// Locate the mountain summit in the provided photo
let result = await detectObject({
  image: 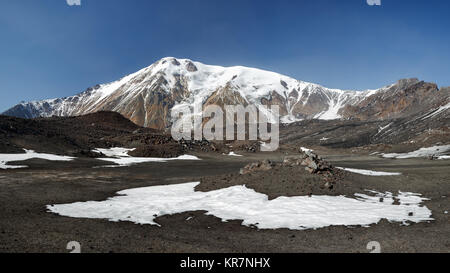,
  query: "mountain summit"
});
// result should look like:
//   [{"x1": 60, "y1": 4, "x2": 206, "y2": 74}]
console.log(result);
[{"x1": 3, "y1": 57, "x2": 449, "y2": 129}]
